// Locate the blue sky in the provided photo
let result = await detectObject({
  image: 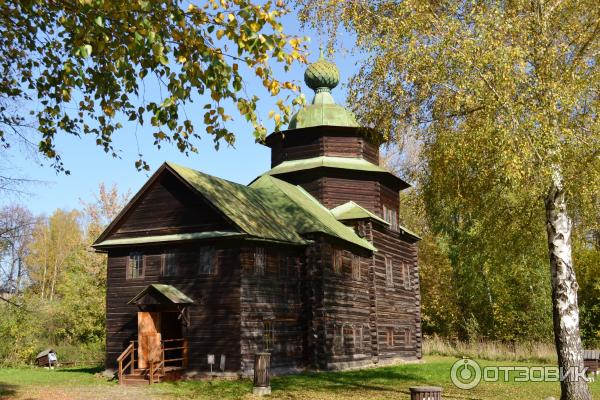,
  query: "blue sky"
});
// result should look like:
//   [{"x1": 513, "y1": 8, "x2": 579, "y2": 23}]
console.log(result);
[{"x1": 1, "y1": 11, "x2": 360, "y2": 216}]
